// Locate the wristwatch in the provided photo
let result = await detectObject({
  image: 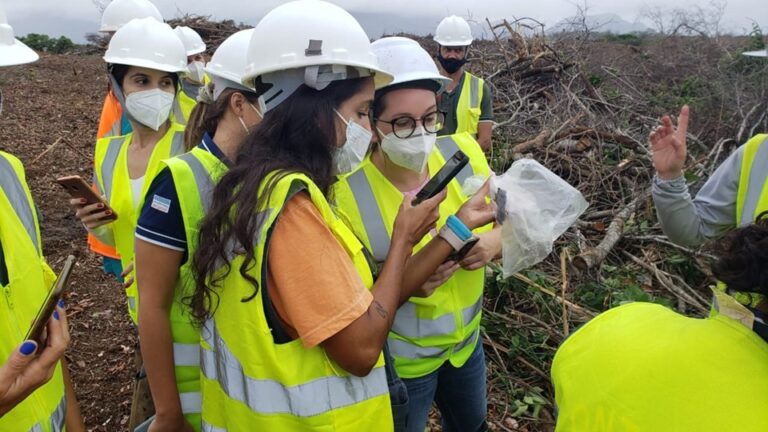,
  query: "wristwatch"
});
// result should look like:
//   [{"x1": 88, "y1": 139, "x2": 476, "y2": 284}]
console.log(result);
[{"x1": 439, "y1": 215, "x2": 478, "y2": 261}]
